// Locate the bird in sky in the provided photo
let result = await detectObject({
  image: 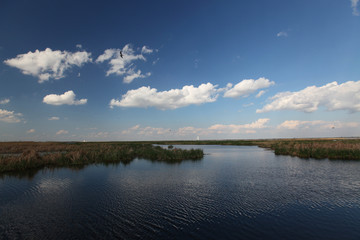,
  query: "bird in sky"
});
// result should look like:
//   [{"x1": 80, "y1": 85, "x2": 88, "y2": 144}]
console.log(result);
[{"x1": 120, "y1": 51, "x2": 123, "y2": 58}]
